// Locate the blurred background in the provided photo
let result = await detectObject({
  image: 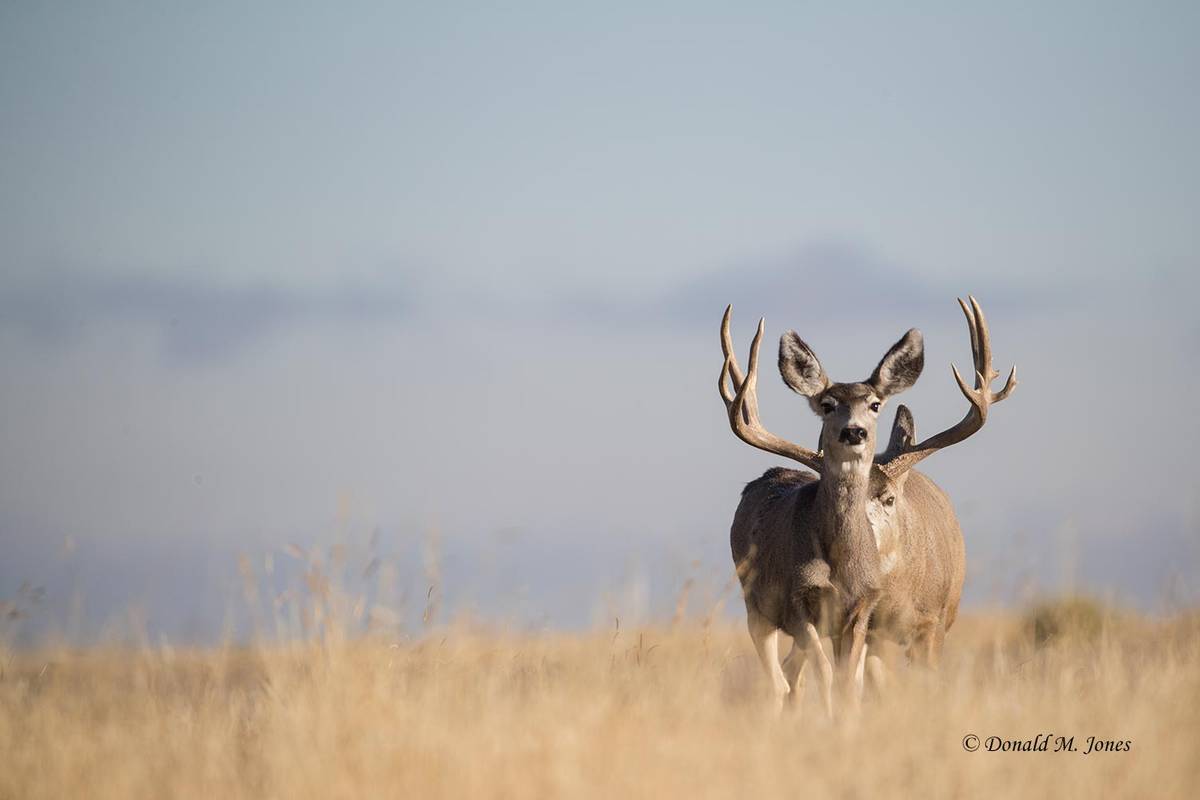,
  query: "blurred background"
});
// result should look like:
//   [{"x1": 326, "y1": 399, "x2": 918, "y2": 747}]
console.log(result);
[{"x1": 2, "y1": 2, "x2": 1197, "y2": 643}]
